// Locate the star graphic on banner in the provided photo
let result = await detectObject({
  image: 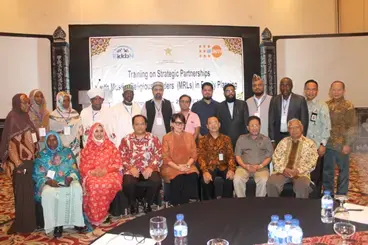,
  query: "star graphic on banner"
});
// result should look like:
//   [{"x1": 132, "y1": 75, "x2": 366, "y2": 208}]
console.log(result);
[{"x1": 164, "y1": 48, "x2": 172, "y2": 55}]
